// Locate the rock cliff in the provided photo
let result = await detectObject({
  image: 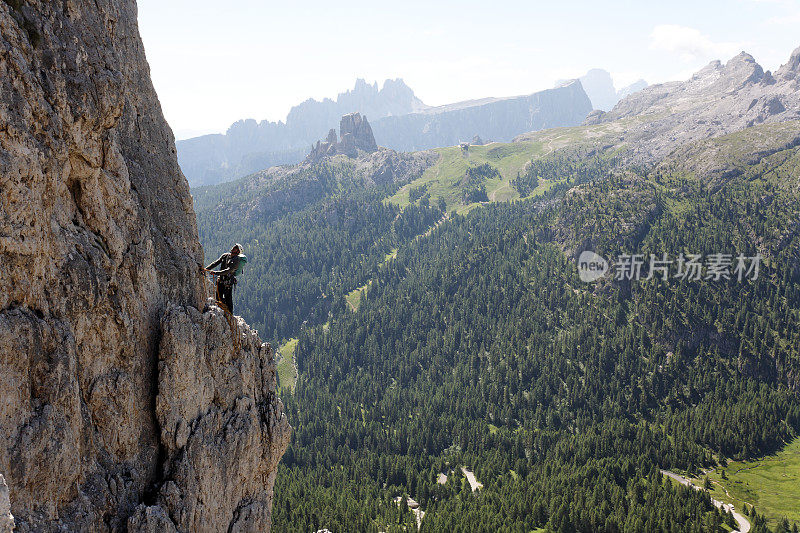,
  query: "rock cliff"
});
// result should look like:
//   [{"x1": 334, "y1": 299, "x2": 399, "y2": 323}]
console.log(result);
[{"x1": 0, "y1": 1, "x2": 290, "y2": 531}]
